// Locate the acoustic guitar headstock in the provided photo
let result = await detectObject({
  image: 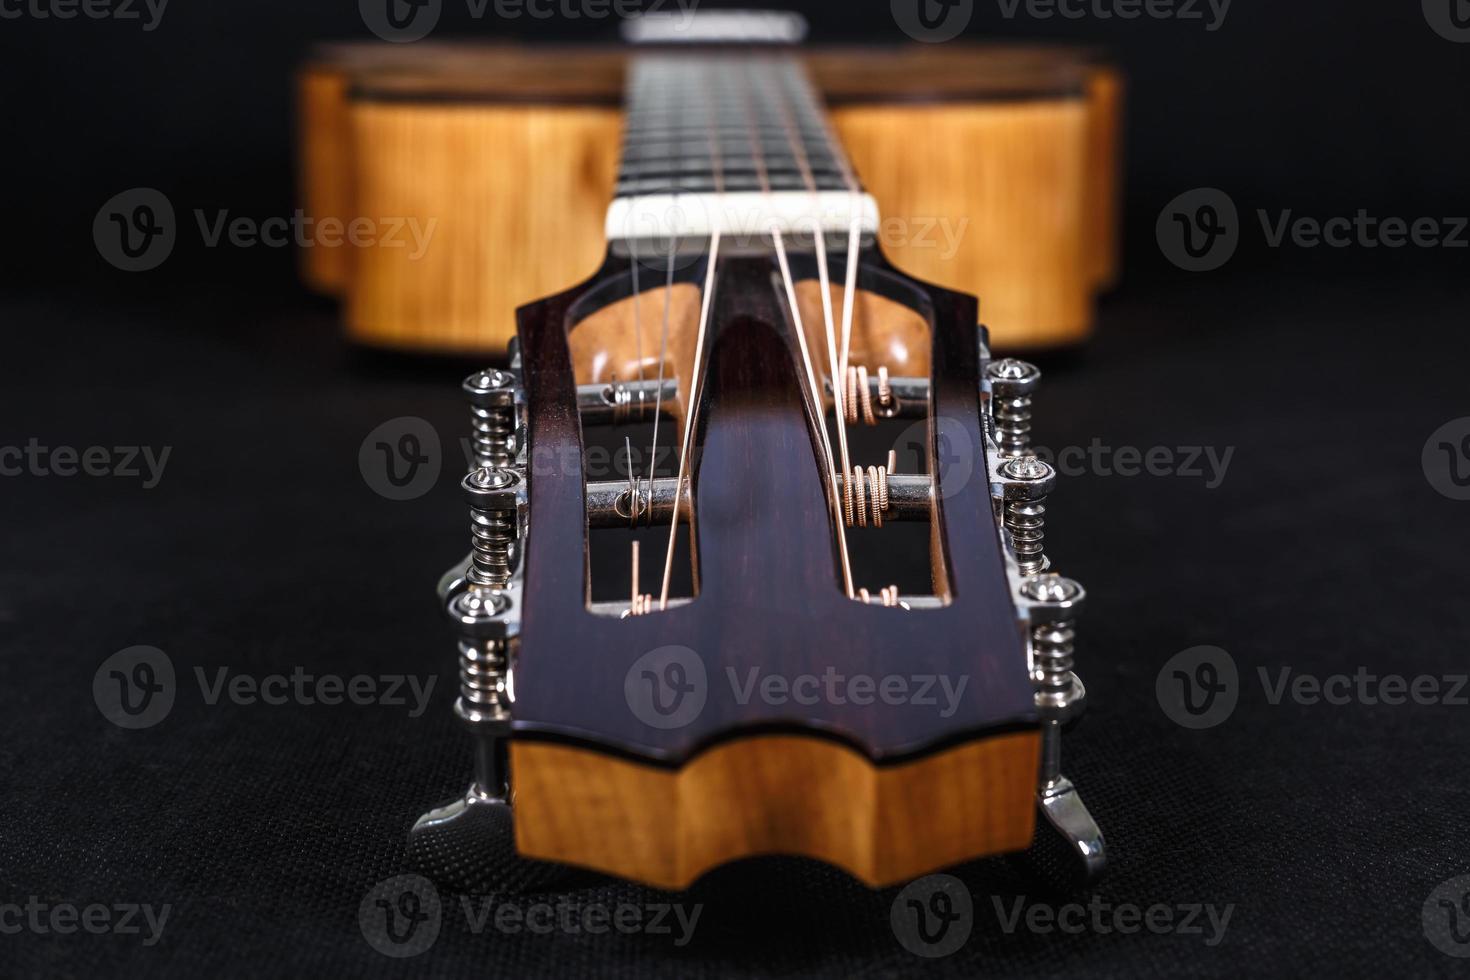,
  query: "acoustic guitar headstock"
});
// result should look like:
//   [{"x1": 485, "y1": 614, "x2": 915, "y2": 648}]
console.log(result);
[{"x1": 409, "y1": 13, "x2": 1106, "y2": 892}]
